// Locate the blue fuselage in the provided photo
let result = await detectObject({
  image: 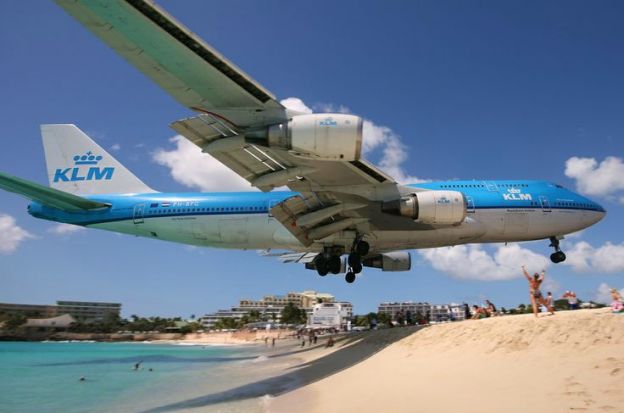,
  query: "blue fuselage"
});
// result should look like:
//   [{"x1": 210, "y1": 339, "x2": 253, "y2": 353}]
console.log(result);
[{"x1": 28, "y1": 179, "x2": 605, "y2": 252}]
